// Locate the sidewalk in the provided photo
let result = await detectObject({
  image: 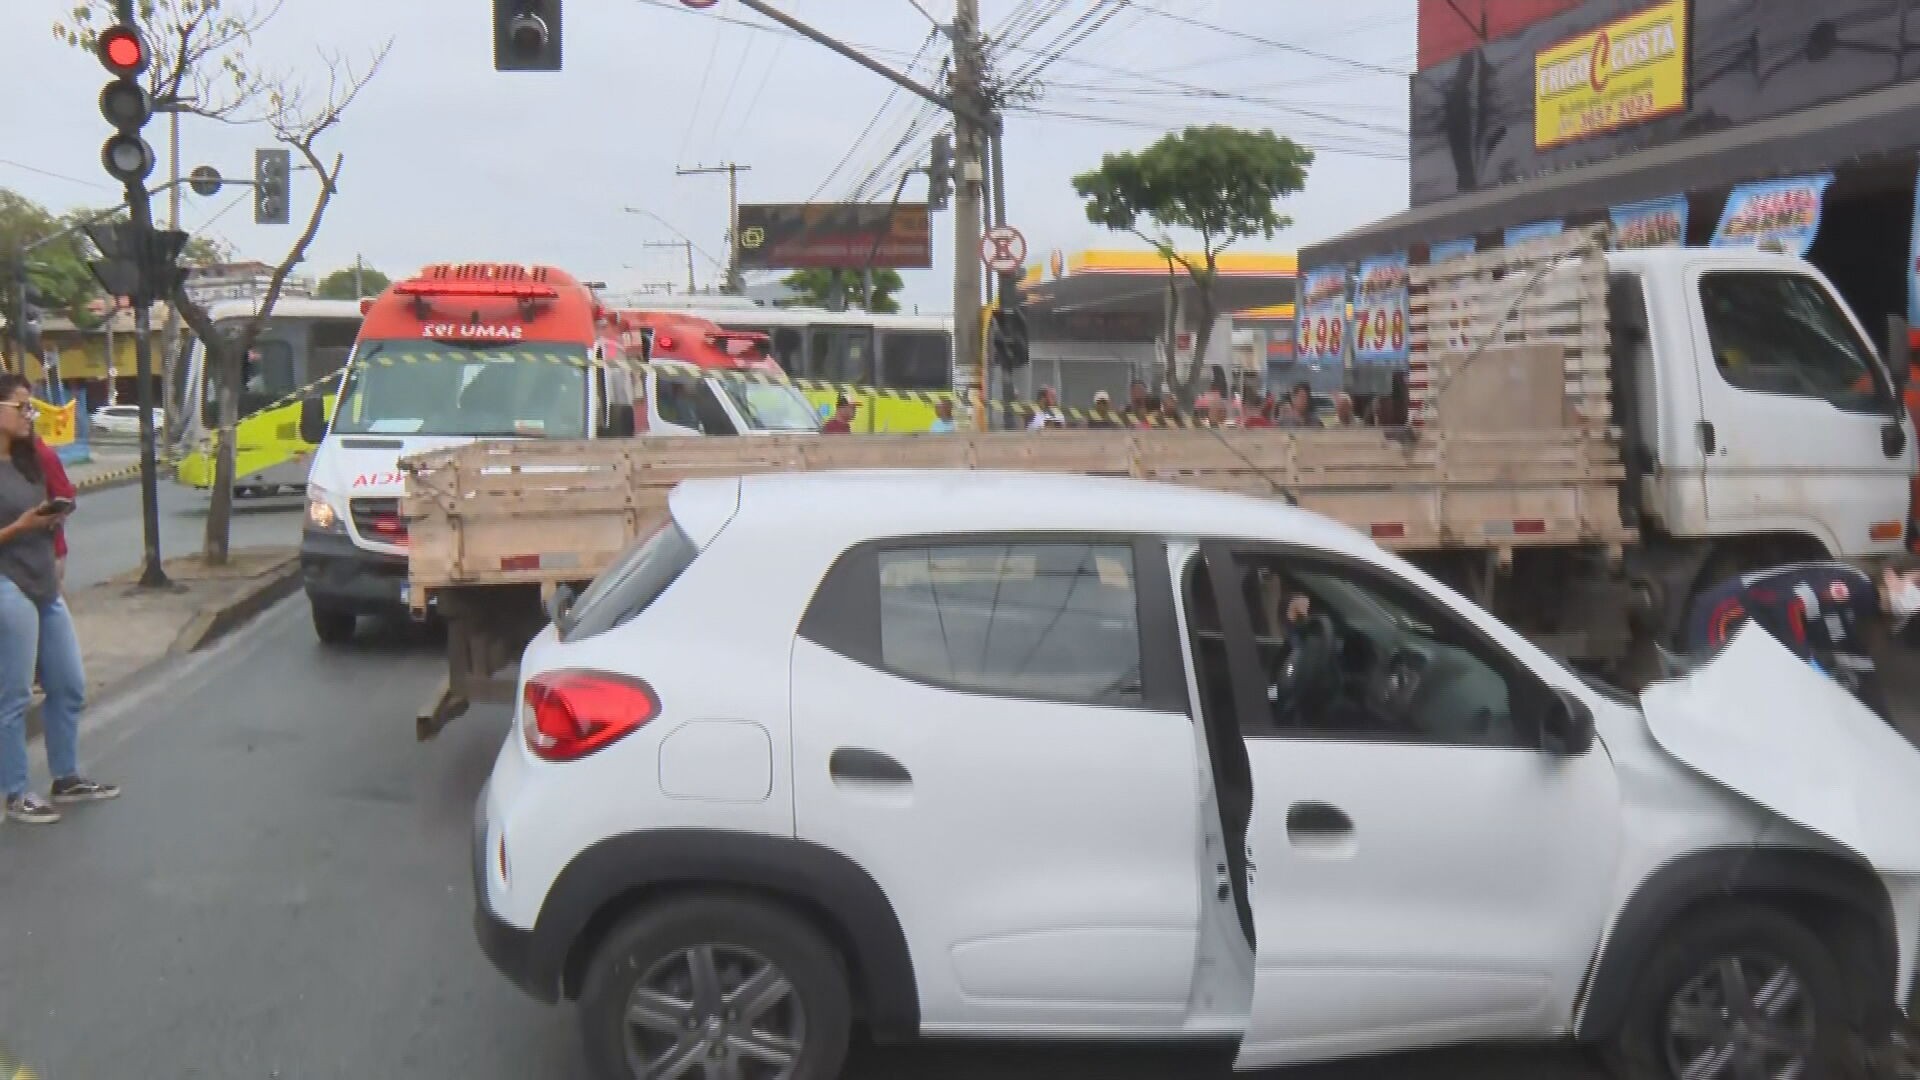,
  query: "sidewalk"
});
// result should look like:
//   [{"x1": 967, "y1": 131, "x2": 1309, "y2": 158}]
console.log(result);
[{"x1": 27, "y1": 547, "x2": 301, "y2": 738}]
